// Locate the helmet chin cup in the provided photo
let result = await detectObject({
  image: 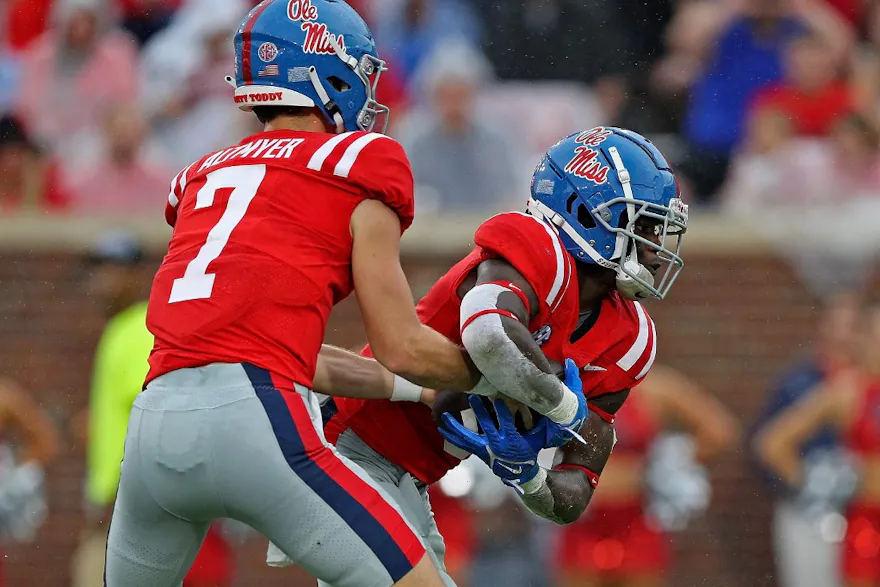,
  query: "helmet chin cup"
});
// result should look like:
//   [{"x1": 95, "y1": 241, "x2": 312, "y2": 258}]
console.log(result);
[{"x1": 616, "y1": 259, "x2": 655, "y2": 301}]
